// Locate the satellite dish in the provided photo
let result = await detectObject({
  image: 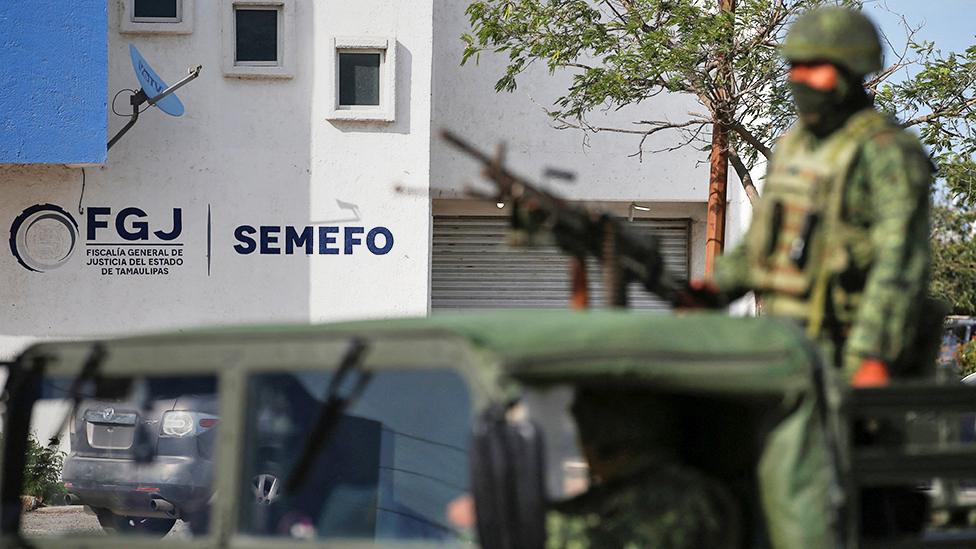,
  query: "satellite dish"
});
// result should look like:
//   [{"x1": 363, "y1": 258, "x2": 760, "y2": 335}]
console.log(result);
[
  {"x1": 129, "y1": 45, "x2": 185, "y2": 117},
  {"x1": 107, "y1": 45, "x2": 202, "y2": 150}
]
